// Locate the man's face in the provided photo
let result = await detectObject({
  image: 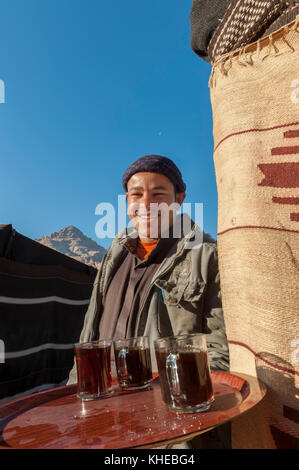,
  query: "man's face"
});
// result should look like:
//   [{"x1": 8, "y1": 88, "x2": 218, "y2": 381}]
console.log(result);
[{"x1": 126, "y1": 172, "x2": 185, "y2": 242}]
